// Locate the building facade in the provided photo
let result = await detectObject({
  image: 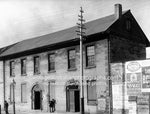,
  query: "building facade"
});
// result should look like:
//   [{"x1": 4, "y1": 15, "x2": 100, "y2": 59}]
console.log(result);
[{"x1": 0, "y1": 4, "x2": 149, "y2": 114}]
